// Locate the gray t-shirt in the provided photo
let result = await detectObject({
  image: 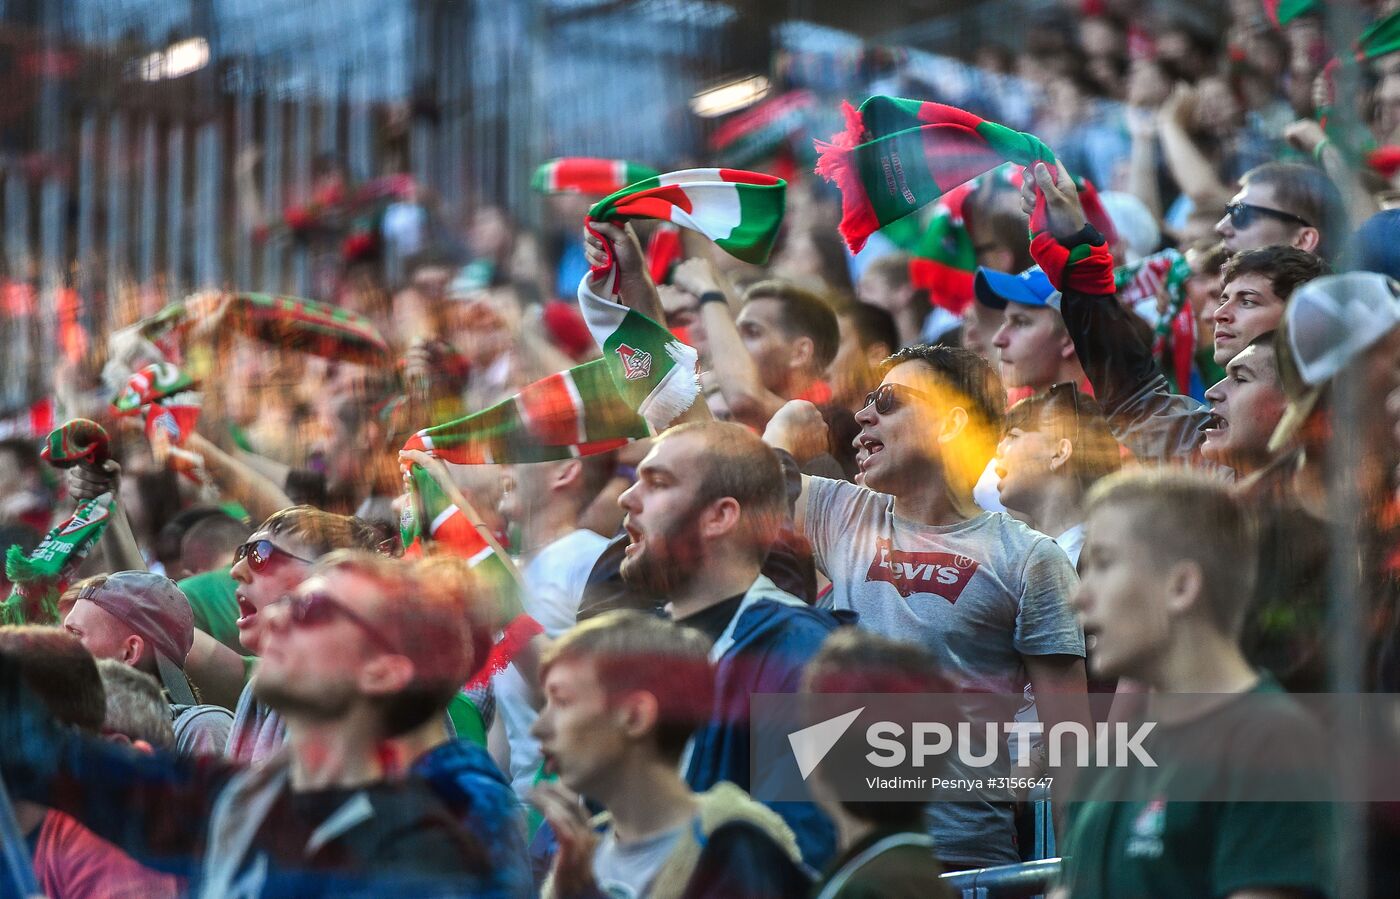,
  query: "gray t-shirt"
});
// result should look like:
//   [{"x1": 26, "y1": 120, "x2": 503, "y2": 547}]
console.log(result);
[
  {"x1": 804, "y1": 476, "x2": 1084, "y2": 866},
  {"x1": 172, "y1": 702, "x2": 234, "y2": 756},
  {"x1": 593, "y1": 822, "x2": 685, "y2": 899}
]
